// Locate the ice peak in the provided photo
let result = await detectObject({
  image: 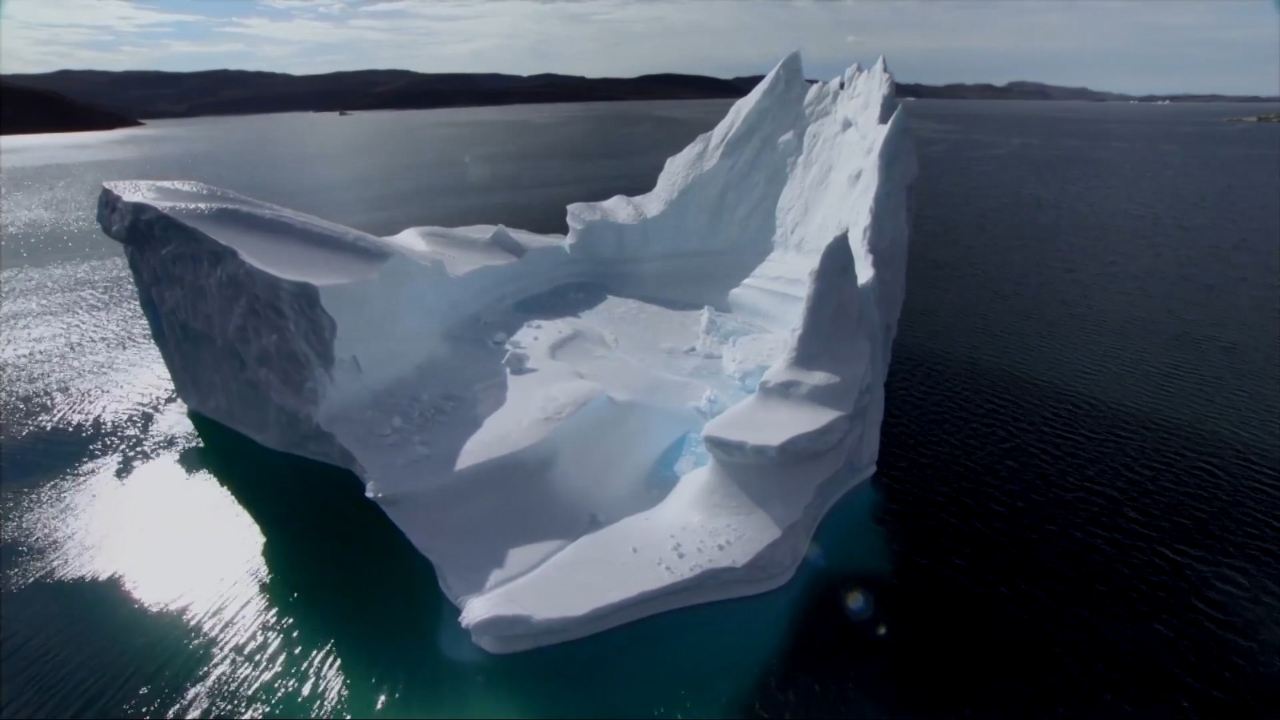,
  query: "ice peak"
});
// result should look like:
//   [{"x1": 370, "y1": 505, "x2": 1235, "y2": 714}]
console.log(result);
[
  {"x1": 776, "y1": 50, "x2": 804, "y2": 79},
  {"x1": 745, "y1": 50, "x2": 806, "y2": 102}
]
